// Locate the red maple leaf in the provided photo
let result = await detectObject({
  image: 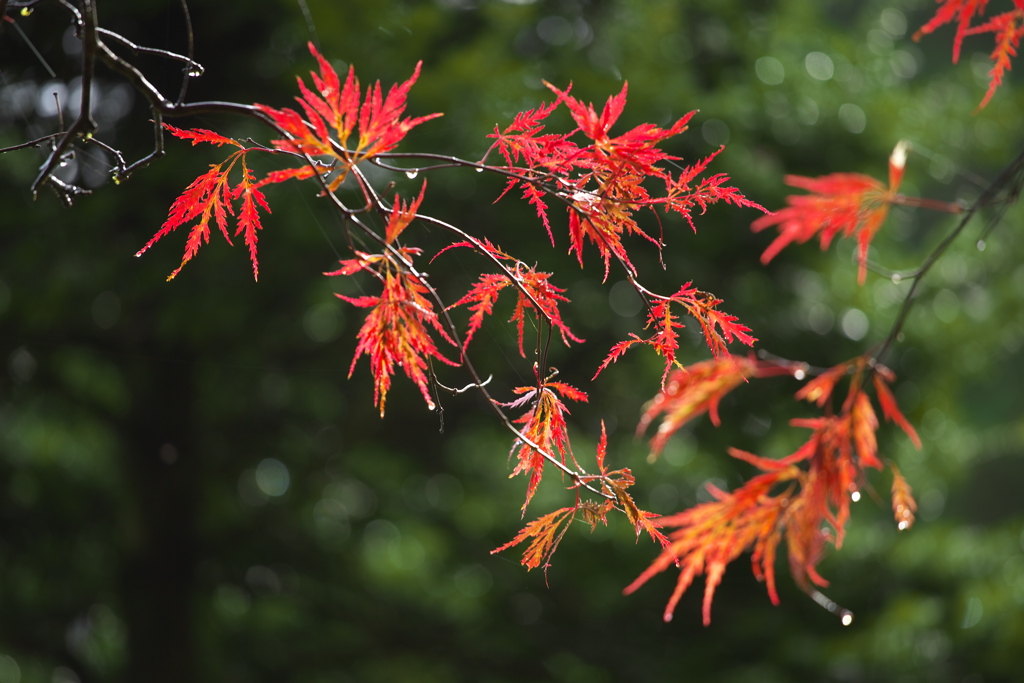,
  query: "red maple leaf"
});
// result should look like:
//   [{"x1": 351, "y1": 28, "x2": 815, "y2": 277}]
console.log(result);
[
  {"x1": 447, "y1": 259, "x2": 582, "y2": 356},
  {"x1": 752, "y1": 141, "x2": 908, "y2": 284},
  {"x1": 914, "y1": 0, "x2": 993, "y2": 62},
  {"x1": 595, "y1": 284, "x2": 756, "y2": 384},
  {"x1": 967, "y1": 9, "x2": 1024, "y2": 109},
  {"x1": 913, "y1": 1, "x2": 1024, "y2": 109},
  {"x1": 334, "y1": 266, "x2": 458, "y2": 416},
  {"x1": 136, "y1": 124, "x2": 273, "y2": 281},
  {"x1": 494, "y1": 421, "x2": 668, "y2": 574},
  {"x1": 503, "y1": 379, "x2": 588, "y2": 511},
  {"x1": 489, "y1": 82, "x2": 763, "y2": 281},
  {"x1": 637, "y1": 355, "x2": 763, "y2": 458},
  {"x1": 627, "y1": 354, "x2": 921, "y2": 624},
  {"x1": 327, "y1": 185, "x2": 457, "y2": 415},
  {"x1": 256, "y1": 42, "x2": 442, "y2": 190}
]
